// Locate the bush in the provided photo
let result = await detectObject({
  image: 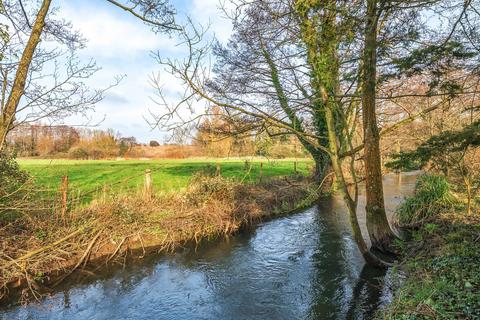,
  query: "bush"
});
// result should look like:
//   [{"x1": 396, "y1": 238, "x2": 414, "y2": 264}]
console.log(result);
[
  {"x1": 194, "y1": 164, "x2": 218, "y2": 178},
  {"x1": 68, "y1": 146, "x2": 89, "y2": 159},
  {"x1": 149, "y1": 140, "x2": 160, "y2": 147},
  {"x1": 186, "y1": 165, "x2": 236, "y2": 205},
  {"x1": 396, "y1": 174, "x2": 457, "y2": 225},
  {"x1": 0, "y1": 152, "x2": 30, "y2": 222},
  {"x1": 0, "y1": 151, "x2": 29, "y2": 193}
]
